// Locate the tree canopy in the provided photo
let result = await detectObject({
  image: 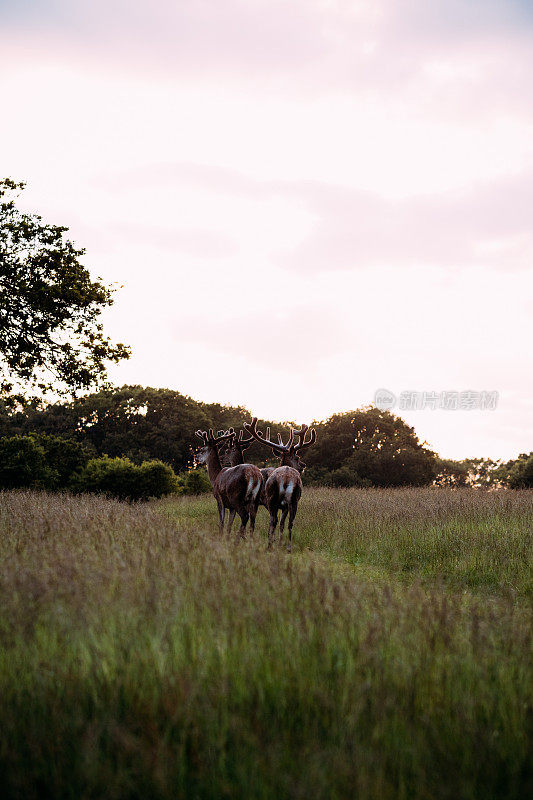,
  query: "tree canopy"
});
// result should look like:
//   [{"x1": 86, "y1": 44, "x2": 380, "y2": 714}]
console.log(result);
[
  {"x1": 0, "y1": 384, "x2": 526, "y2": 488},
  {"x1": 0, "y1": 178, "x2": 129, "y2": 398},
  {"x1": 0, "y1": 387, "x2": 439, "y2": 485}
]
